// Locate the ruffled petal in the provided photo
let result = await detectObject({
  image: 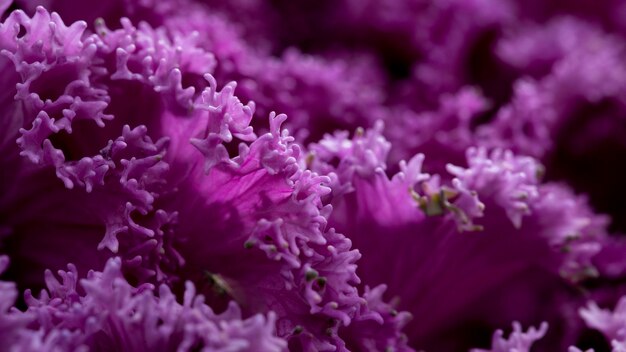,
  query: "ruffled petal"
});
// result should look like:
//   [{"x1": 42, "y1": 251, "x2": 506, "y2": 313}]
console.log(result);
[
  {"x1": 309, "y1": 126, "x2": 608, "y2": 350},
  {"x1": 163, "y1": 83, "x2": 408, "y2": 349},
  {"x1": 14, "y1": 257, "x2": 287, "y2": 351},
  {"x1": 470, "y1": 322, "x2": 548, "y2": 352},
  {"x1": 0, "y1": 6, "x2": 217, "y2": 286}
]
